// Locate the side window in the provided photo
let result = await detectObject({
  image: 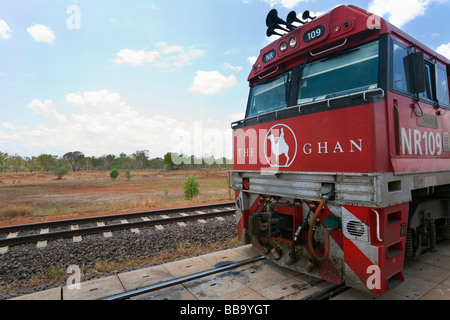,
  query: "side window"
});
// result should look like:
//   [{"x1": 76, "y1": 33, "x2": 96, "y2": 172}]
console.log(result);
[
  {"x1": 393, "y1": 43, "x2": 409, "y2": 92},
  {"x1": 418, "y1": 62, "x2": 434, "y2": 101},
  {"x1": 437, "y1": 66, "x2": 450, "y2": 107},
  {"x1": 393, "y1": 41, "x2": 438, "y2": 102}
]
